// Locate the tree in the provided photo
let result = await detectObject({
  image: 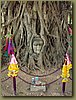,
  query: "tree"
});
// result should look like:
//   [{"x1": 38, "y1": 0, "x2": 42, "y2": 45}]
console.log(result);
[{"x1": 1, "y1": 1, "x2": 72, "y2": 72}]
